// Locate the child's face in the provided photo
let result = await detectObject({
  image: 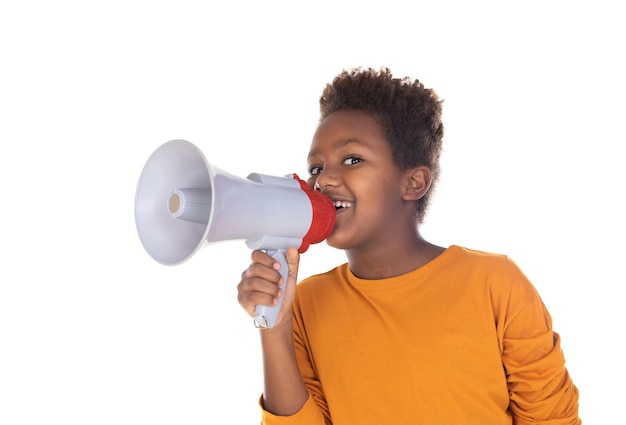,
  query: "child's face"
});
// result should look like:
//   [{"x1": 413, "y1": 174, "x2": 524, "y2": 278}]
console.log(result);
[{"x1": 307, "y1": 110, "x2": 415, "y2": 251}]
